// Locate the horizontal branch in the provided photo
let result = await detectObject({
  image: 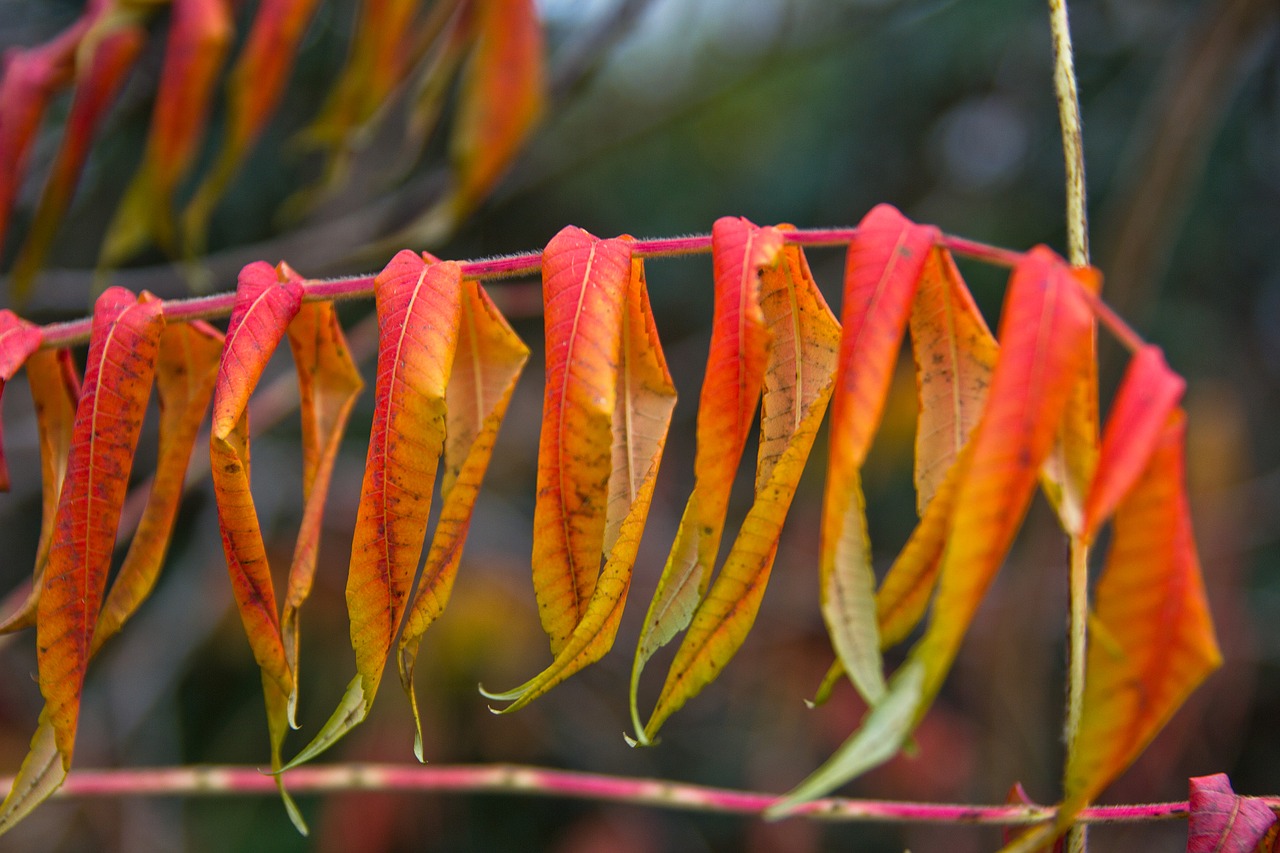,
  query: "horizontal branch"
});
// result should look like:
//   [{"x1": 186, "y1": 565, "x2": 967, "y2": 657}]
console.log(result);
[
  {"x1": 7, "y1": 763, "x2": 1274, "y2": 827},
  {"x1": 34, "y1": 229, "x2": 1023, "y2": 351}
]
